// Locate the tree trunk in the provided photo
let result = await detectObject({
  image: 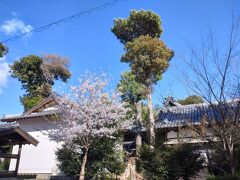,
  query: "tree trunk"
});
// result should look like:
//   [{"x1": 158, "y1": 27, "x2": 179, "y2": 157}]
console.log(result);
[
  {"x1": 146, "y1": 89, "x2": 155, "y2": 145},
  {"x1": 135, "y1": 101, "x2": 142, "y2": 153},
  {"x1": 79, "y1": 147, "x2": 89, "y2": 180},
  {"x1": 136, "y1": 133, "x2": 142, "y2": 152},
  {"x1": 229, "y1": 145, "x2": 236, "y2": 175},
  {"x1": 206, "y1": 149, "x2": 214, "y2": 175}
]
